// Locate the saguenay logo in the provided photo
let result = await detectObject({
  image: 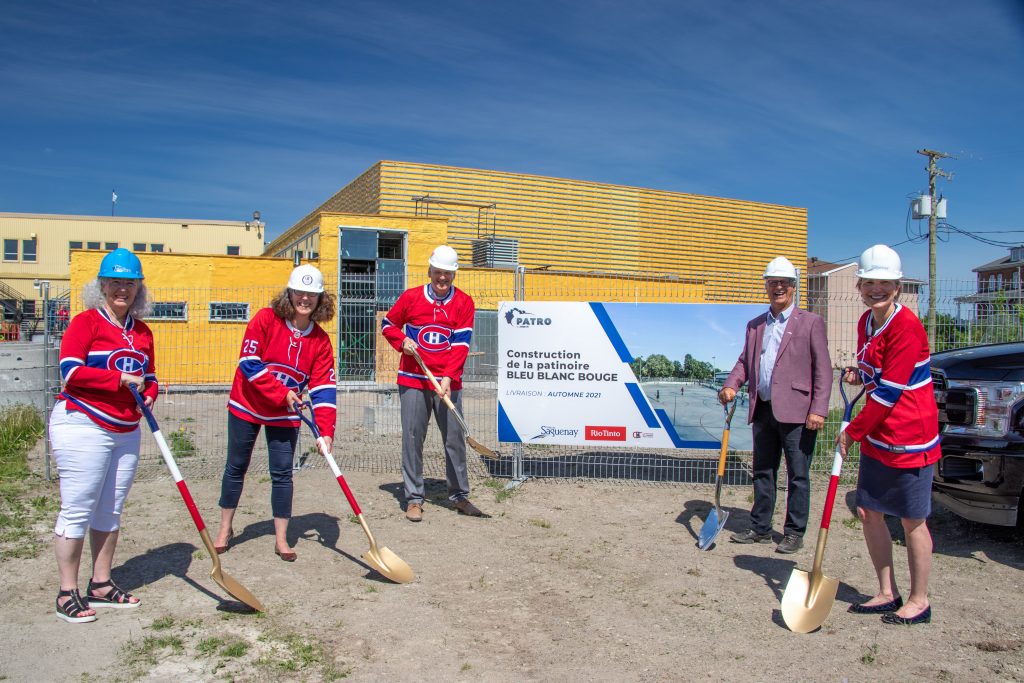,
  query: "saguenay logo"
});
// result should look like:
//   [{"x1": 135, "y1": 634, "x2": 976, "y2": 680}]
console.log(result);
[
  {"x1": 586, "y1": 426, "x2": 626, "y2": 441},
  {"x1": 265, "y1": 363, "x2": 307, "y2": 389},
  {"x1": 530, "y1": 425, "x2": 579, "y2": 440},
  {"x1": 504, "y1": 307, "x2": 552, "y2": 328}
]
